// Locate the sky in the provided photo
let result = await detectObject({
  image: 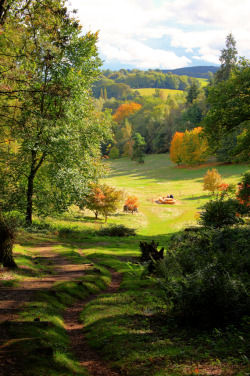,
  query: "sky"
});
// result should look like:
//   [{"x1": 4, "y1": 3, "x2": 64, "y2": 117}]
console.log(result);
[{"x1": 67, "y1": 0, "x2": 250, "y2": 71}]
